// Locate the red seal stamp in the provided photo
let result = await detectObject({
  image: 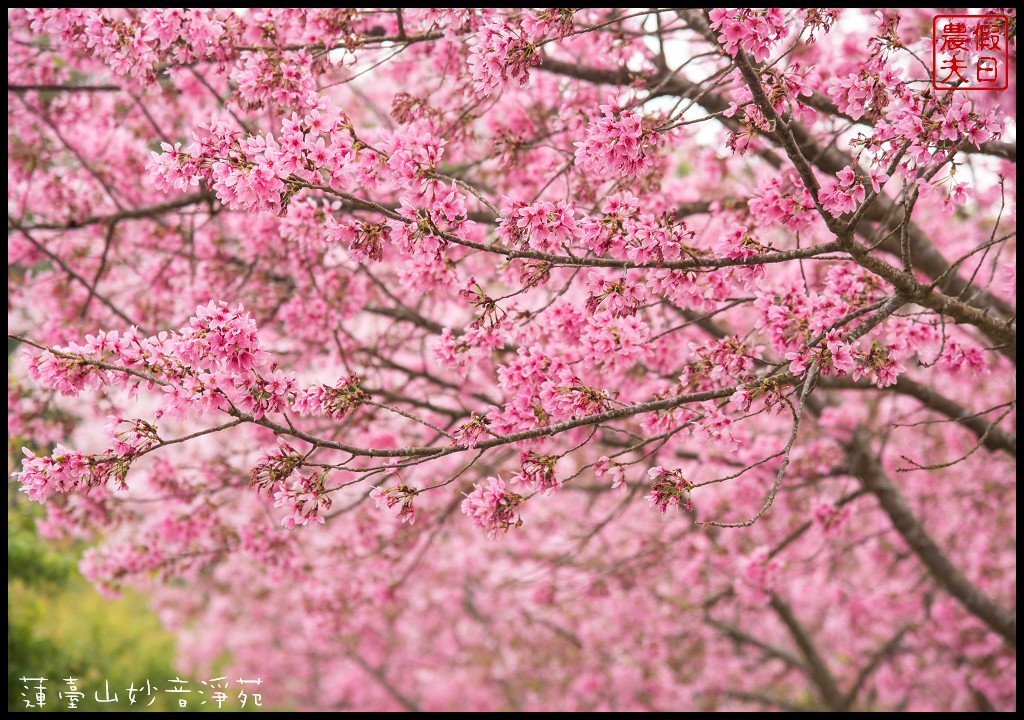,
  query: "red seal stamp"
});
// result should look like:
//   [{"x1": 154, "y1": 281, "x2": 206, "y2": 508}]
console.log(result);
[{"x1": 932, "y1": 14, "x2": 1009, "y2": 90}]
